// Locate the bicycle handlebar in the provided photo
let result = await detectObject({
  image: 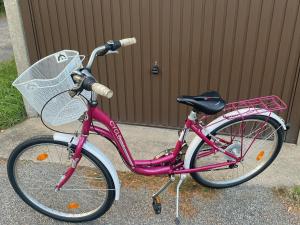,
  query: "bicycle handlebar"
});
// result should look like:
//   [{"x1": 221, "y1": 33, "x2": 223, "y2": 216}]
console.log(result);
[
  {"x1": 119, "y1": 37, "x2": 136, "y2": 47},
  {"x1": 86, "y1": 37, "x2": 136, "y2": 70},
  {"x1": 91, "y1": 83, "x2": 113, "y2": 99},
  {"x1": 74, "y1": 38, "x2": 136, "y2": 99}
]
